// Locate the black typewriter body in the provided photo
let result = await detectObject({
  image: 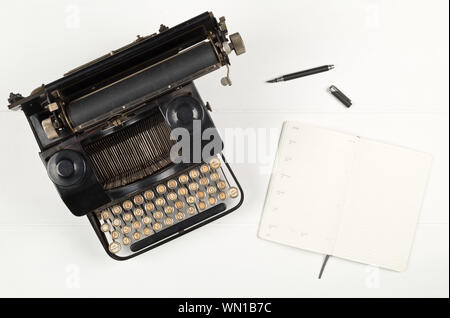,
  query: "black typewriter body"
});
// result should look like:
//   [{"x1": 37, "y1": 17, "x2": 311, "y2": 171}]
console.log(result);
[{"x1": 7, "y1": 12, "x2": 245, "y2": 259}]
